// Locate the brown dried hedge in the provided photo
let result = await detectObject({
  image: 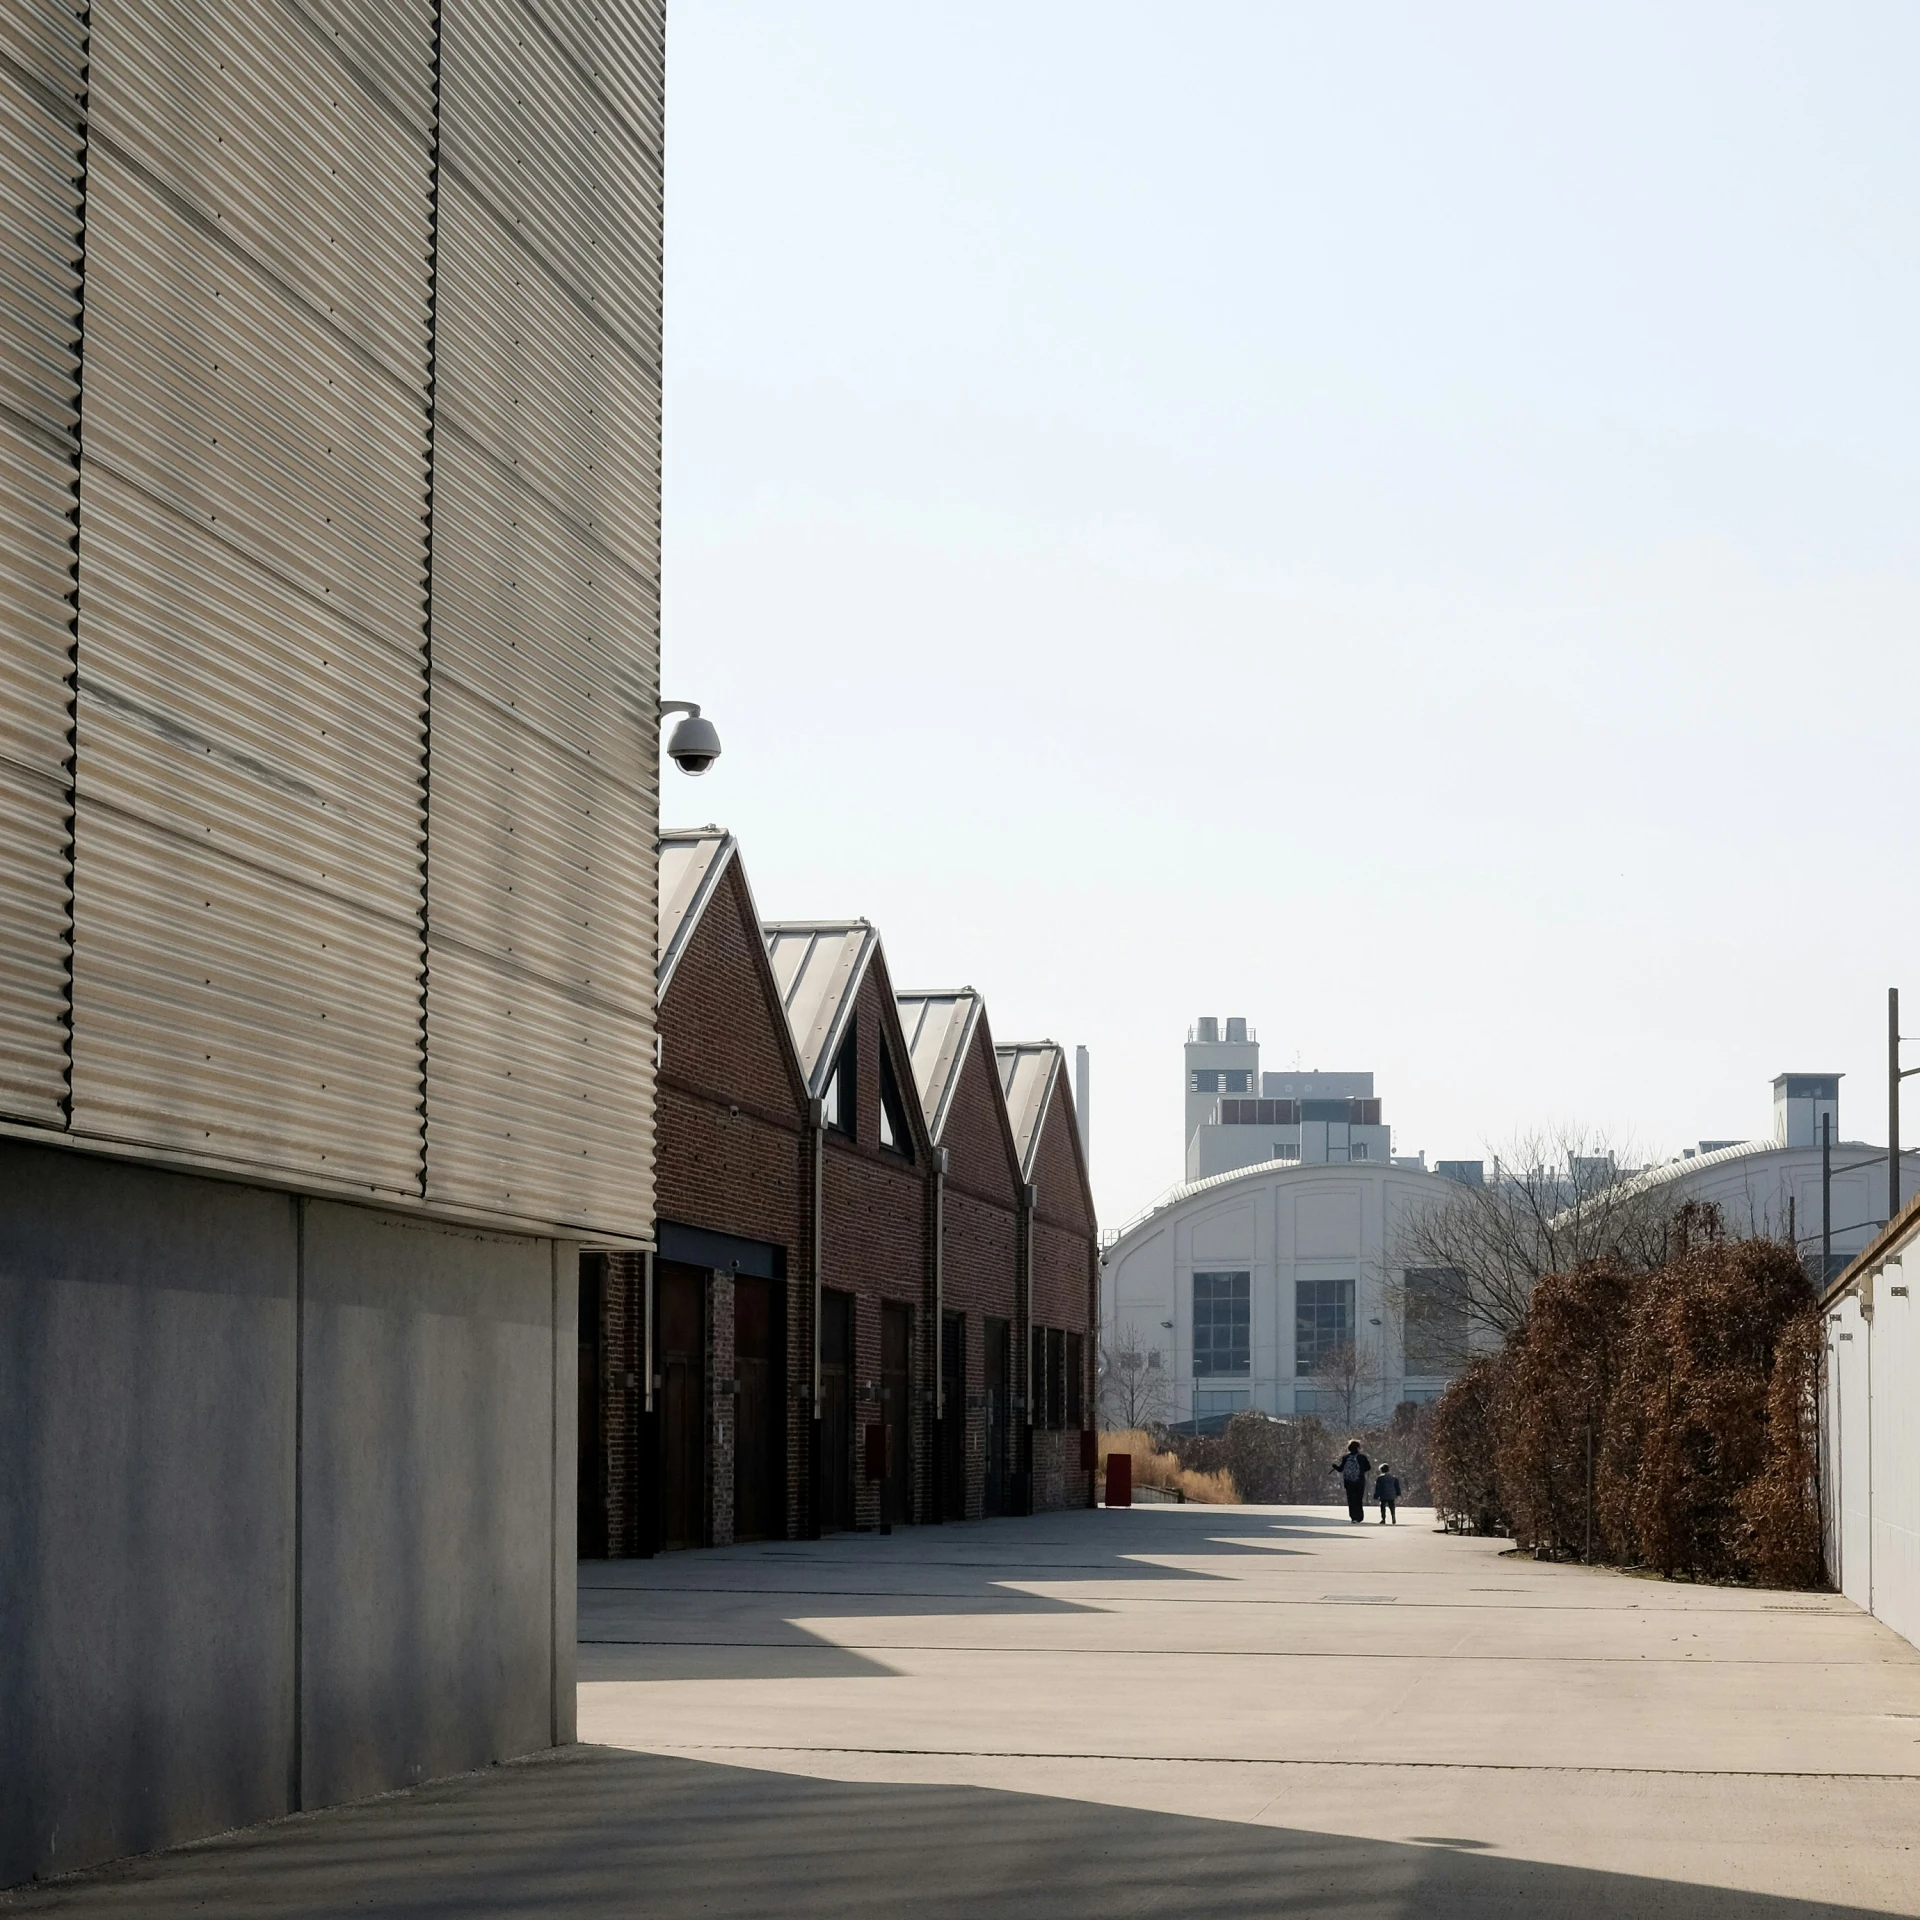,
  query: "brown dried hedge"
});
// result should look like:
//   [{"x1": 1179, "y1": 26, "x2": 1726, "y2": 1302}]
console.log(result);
[
  {"x1": 1494, "y1": 1260, "x2": 1634, "y2": 1557},
  {"x1": 1432, "y1": 1355, "x2": 1509, "y2": 1535},
  {"x1": 1601, "y1": 1231, "x2": 1820, "y2": 1582},
  {"x1": 1432, "y1": 1213, "x2": 1824, "y2": 1586}
]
